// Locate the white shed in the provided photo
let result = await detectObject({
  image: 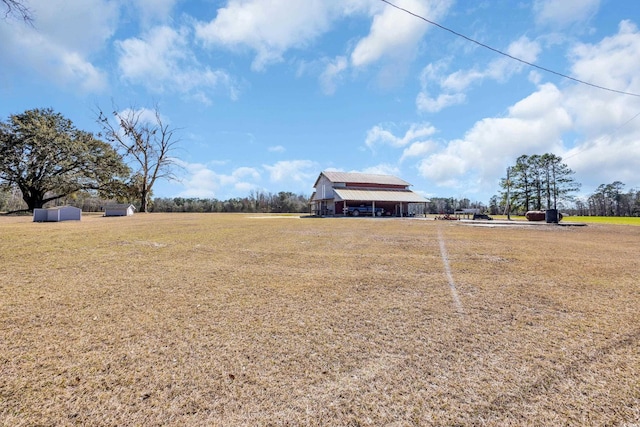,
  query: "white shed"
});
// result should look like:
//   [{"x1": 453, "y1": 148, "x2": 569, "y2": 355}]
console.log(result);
[
  {"x1": 33, "y1": 206, "x2": 82, "y2": 222},
  {"x1": 104, "y1": 204, "x2": 136, "y2": 217}
]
